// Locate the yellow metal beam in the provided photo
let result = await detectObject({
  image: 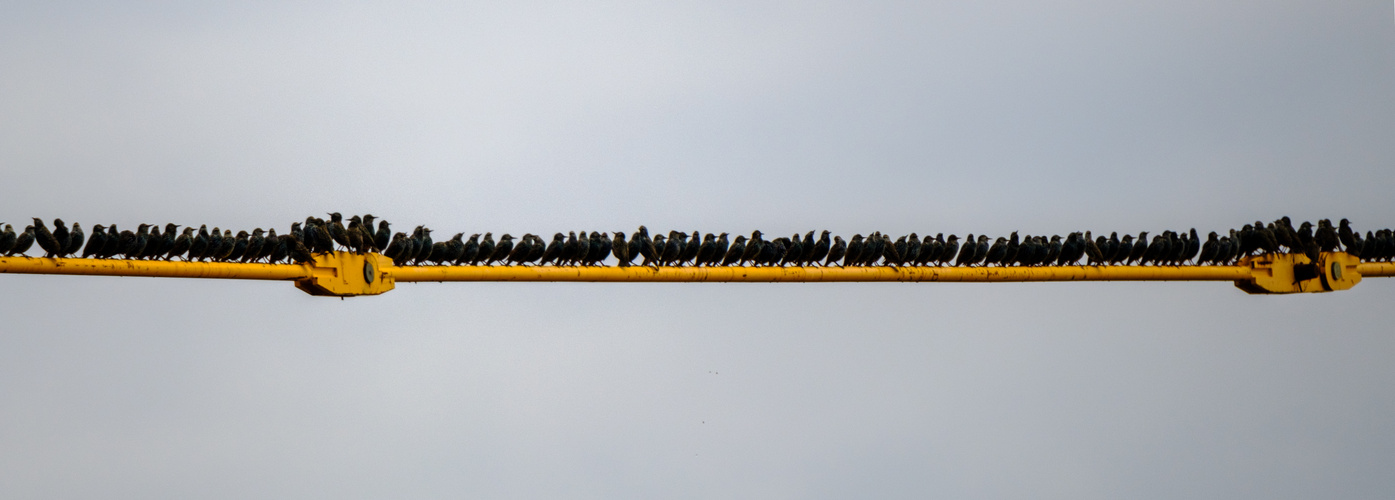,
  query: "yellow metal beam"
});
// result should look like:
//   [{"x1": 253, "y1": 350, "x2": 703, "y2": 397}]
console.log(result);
[{"x1": 2, "y1": 251, "x2": 1390, "y2": 297}]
